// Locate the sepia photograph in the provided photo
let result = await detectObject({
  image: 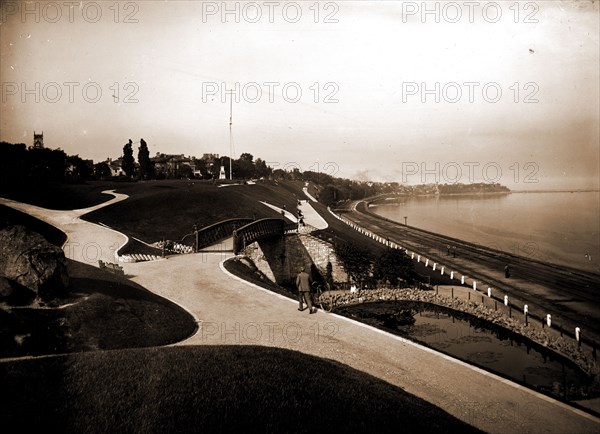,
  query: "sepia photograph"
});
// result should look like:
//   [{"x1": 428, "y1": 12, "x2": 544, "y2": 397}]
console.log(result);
[{"x1": 1, "y1": 1, "x2": 599, "y2": 432}]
